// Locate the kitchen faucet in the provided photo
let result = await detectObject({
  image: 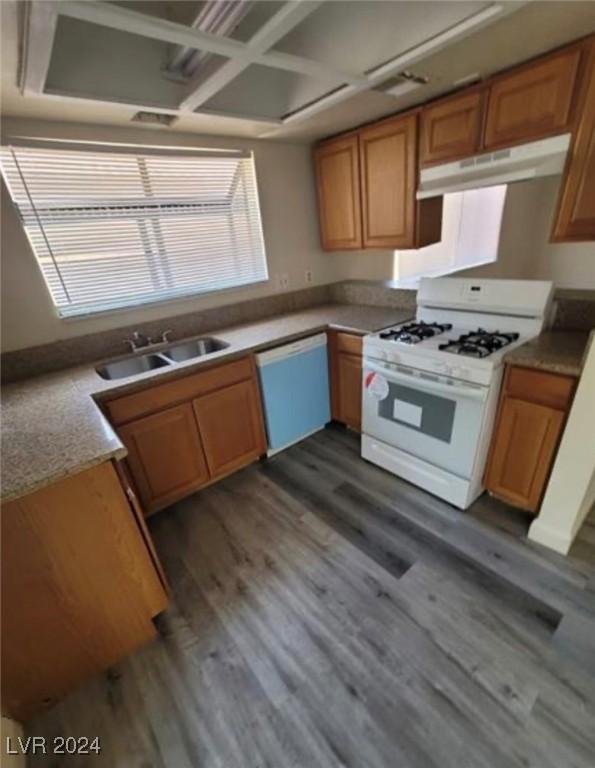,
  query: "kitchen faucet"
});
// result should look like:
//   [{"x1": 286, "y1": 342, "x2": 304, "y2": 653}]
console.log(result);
[{"x1": 124, "y1": 330, "x2": 173, "y2": 353}]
